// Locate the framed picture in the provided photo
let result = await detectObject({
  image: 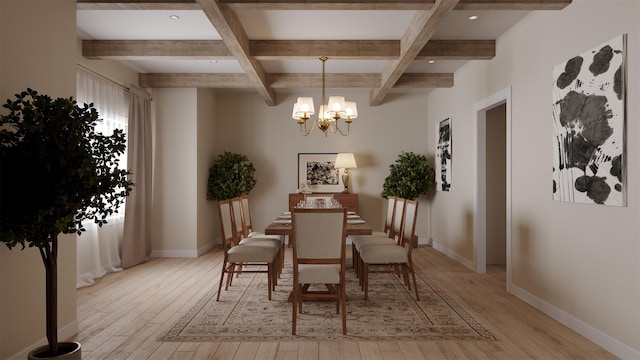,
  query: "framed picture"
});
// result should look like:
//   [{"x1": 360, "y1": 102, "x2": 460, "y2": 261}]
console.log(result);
[
  {"x1": 552, "y1": 34, "x2": 626, "y2": 206},
  {"x1": 436, "y1": 117, "x2": 452, "y2": 191},
  {"x1": 297, "y1": 153, "x2": 342, "y2": 193}
]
